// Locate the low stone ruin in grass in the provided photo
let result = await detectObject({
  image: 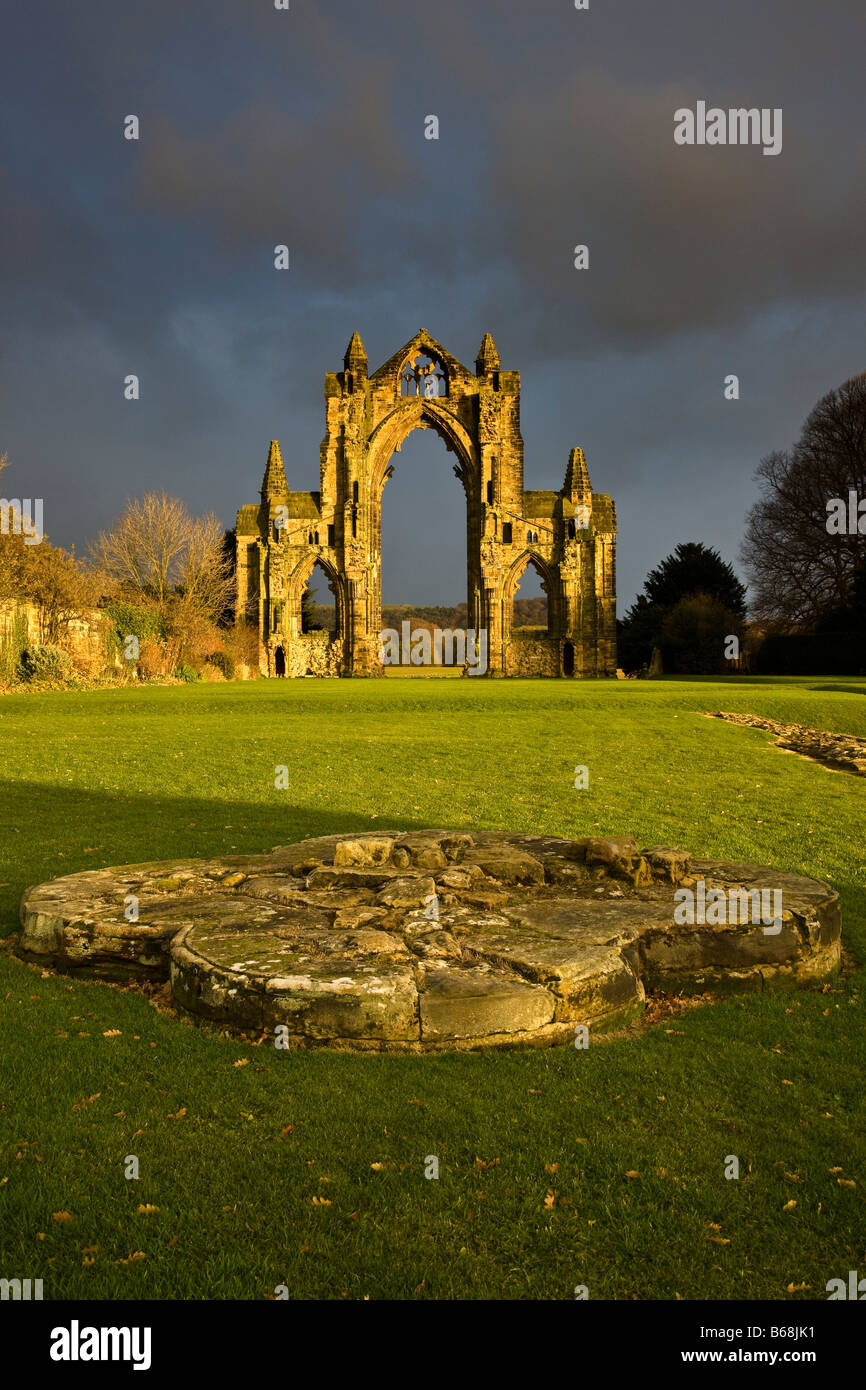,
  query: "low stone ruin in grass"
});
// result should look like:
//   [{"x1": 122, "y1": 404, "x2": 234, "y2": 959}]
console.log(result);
[{"x1": 19, "y1": 830, "x2": 840, "y2": 1050}]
